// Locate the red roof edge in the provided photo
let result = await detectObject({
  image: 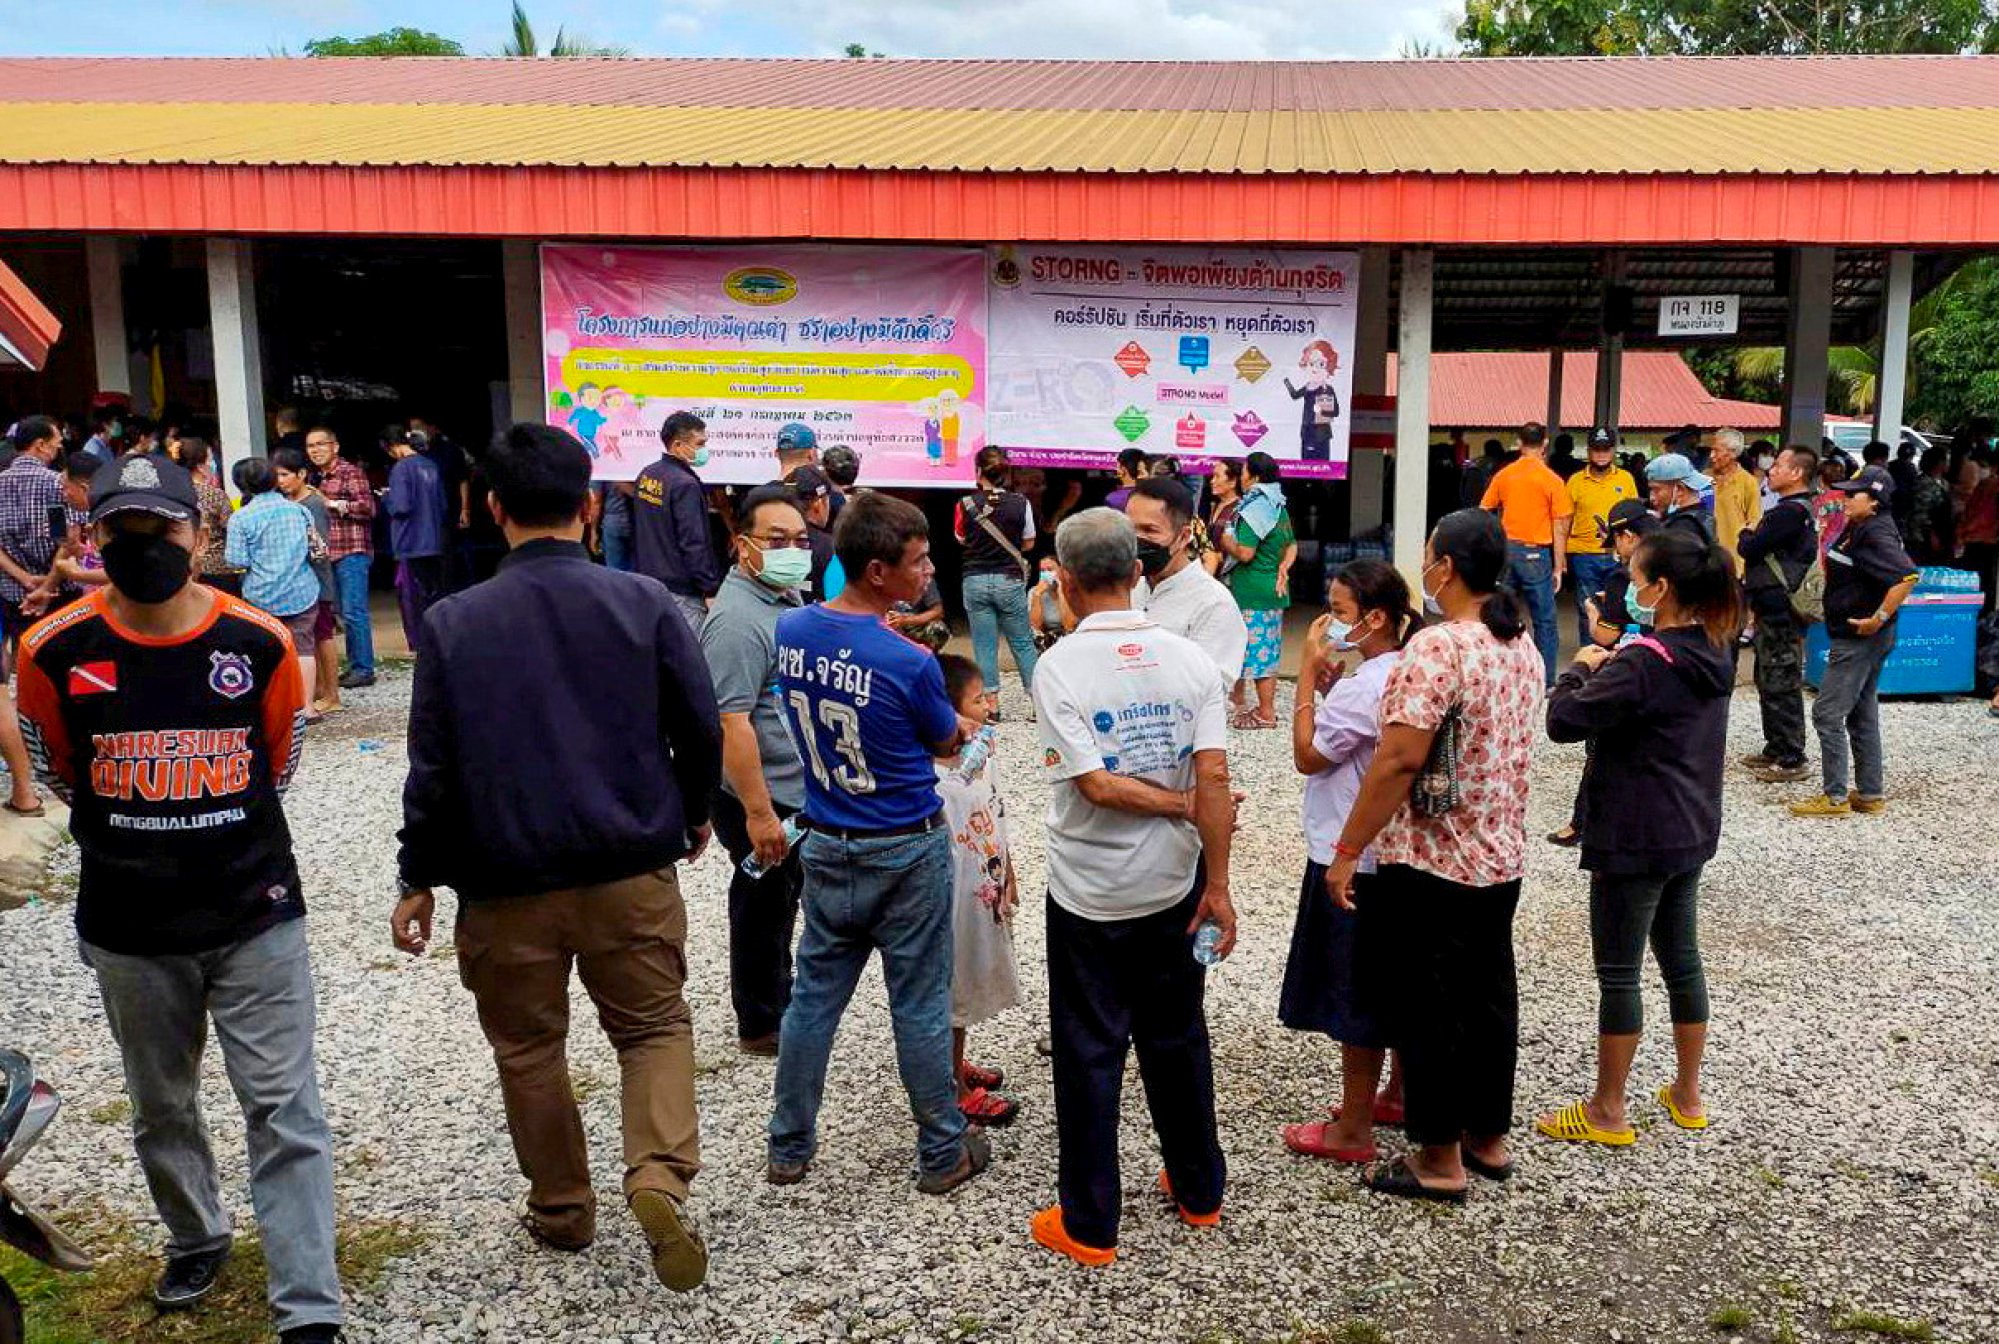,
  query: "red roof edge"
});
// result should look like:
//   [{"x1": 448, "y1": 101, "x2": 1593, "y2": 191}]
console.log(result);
[{"x1": 0, "y1": 258, "x2": 61, "y2": 371}]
